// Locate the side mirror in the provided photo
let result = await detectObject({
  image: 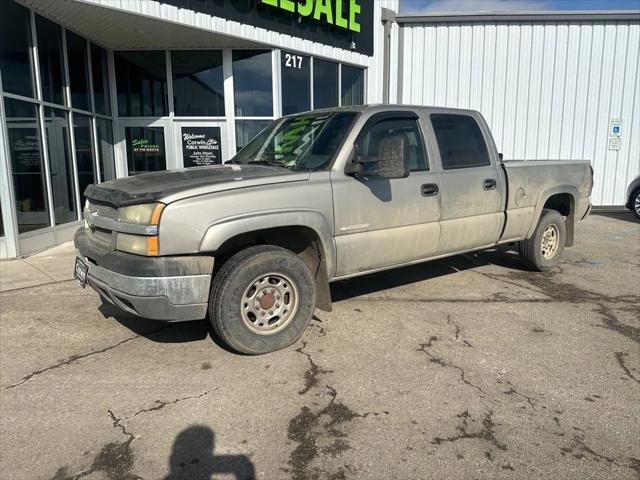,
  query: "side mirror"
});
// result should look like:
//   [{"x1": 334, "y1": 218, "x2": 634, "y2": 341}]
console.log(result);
[{"x1": 345, "y1": 134, "x2": 410, "y2": 179}]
